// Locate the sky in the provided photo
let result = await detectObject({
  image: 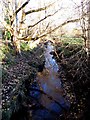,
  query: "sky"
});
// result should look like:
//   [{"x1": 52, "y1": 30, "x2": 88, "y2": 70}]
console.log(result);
[
  {"x1": 0, "y1": 0, "x2": 82, "y2": 31},
  {"x1": 24, "y1": 0, "x2": 82, "y2": 30}
]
